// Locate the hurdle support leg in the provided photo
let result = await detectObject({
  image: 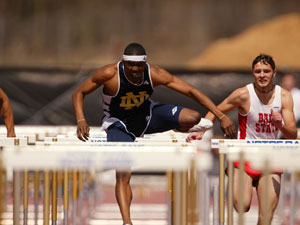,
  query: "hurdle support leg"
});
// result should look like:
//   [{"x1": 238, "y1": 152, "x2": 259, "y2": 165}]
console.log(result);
[
  {"x1": 44, "y1": 171, "x2": 50, "y2": 225},
  {"x1": 219, "y1": 153, "x2": 225, "y2": 225},
  {"x1": 173, "y1": 171, "x2": 182, "y2": 225},
  {"x1": 0, "y1": 155, "x2": 4, "y2": 224},
  {"x1": 180, "y1": 170, "x2": 188, "y2": 225},
  {"x1": 189, "y1": 159, "x2": 197, "y2": 225},
  {"x1": 13, "y1": 170, "x2": 21, "y2": 225},
  {"x1": 261, "y1": 159, "x2": 271, "y2": 225},
  {"x1": 52, "y1": 171, "x2": 58, "y2": 225},
  {"x1": 64, "y1": 170, "x2": 69, "y2": 225},
  {"x1": 34, "y1": 170, "x2": 40, "y2": 225},
  {"x1": 57, "y1": 171, "x2": 64, "y2": 222},
  {"x1": 72, "y1": 170, "x2": 78, "y2": 225},
  {"x1": 171, "y1": 169, "x2": 188, "y2": 225},
  {"x1": 78, "y1": 171, "x2": 84, "y2": 225},
  {"x1": 24, "y1": 170, "x2": 29, "y2": 225},
  {"x1": 167, "y1": 171, "x2": 174, "y2": 224},
  {"x1": 227, "y1": 160, "x2": 234, "y2": 225}
]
